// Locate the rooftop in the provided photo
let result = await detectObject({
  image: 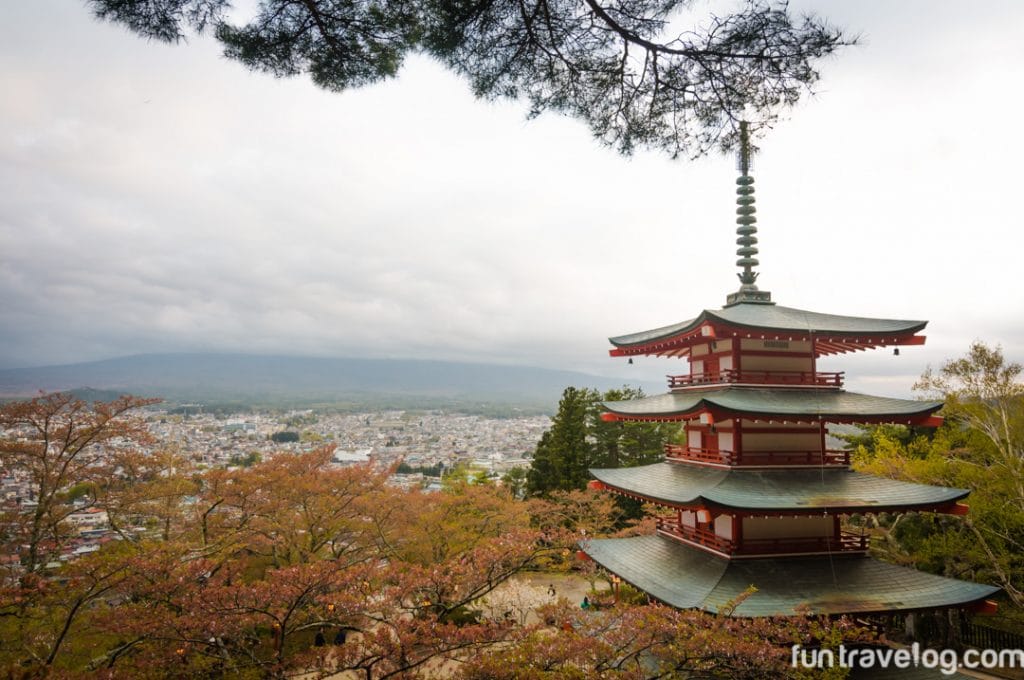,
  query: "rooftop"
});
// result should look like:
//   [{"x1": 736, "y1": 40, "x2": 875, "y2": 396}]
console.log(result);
[
  {"x1": 609, "y1": 302, "x2": 927, "y2": 357},
  {"x1": 583, "y1": 534, "x2": 998, "y2": 616},
  {"x1": 601, "y1": 387, "x2": 943, "y2": 424},
  {"x1": 590, "y1": 462, "x2": 967, "y2": 513}
]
